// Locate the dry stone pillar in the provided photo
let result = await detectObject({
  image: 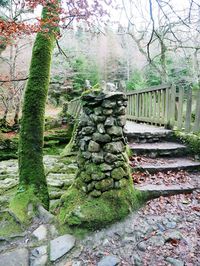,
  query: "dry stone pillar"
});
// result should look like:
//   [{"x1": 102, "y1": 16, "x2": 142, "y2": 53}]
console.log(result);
[
  {"x1": 58, "y1": 89, "x2": 140, "y2": 230},
  {"x1": 76, "y1": 91, "x2": 129, "y2": 196}
]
